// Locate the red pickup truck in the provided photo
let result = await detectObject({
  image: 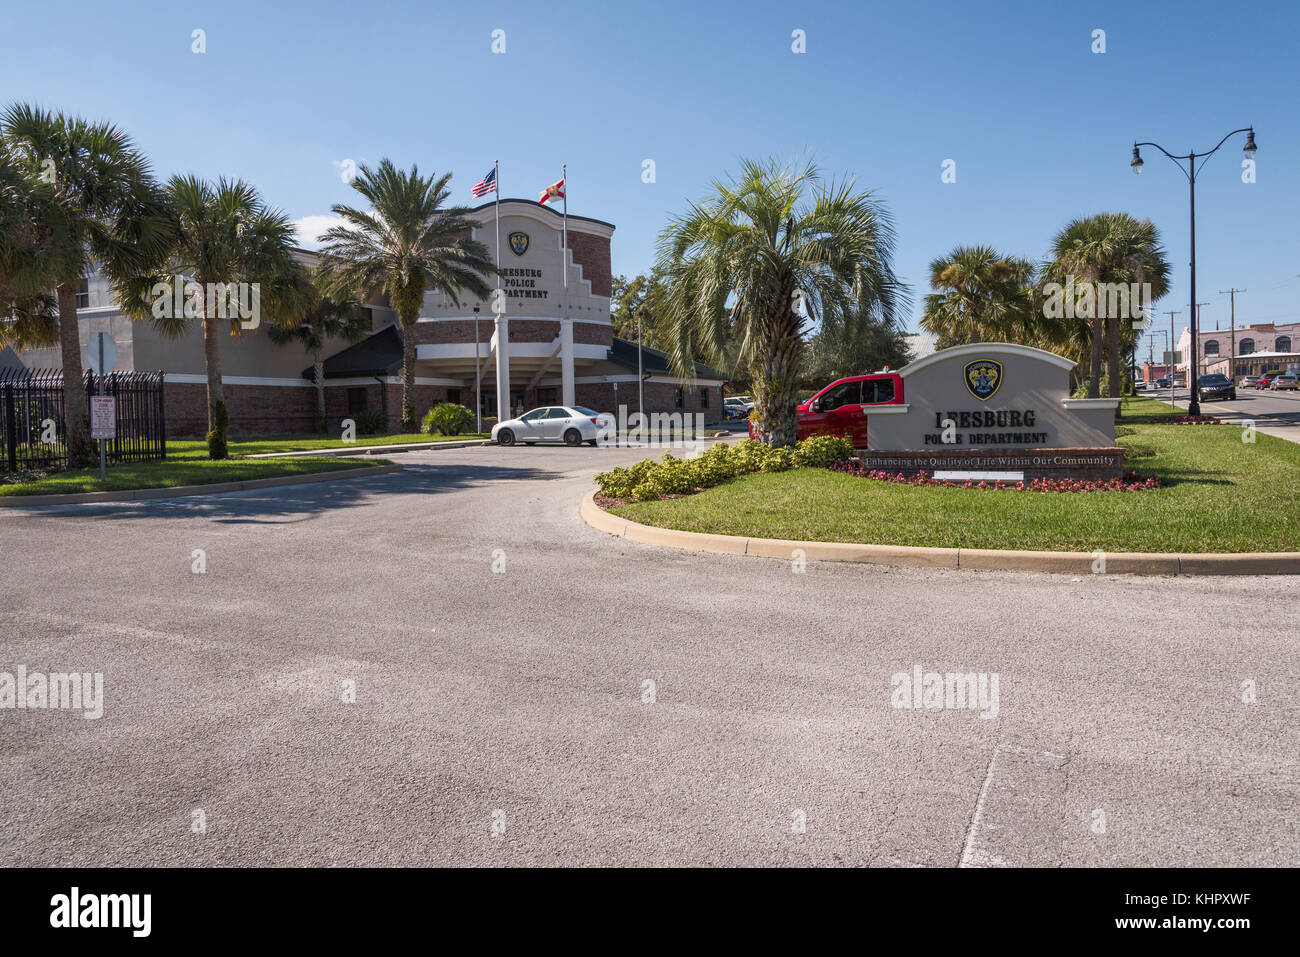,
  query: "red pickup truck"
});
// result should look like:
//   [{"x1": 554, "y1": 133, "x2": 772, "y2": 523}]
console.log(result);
[{"x1": 748, "y1": 372, "x2": 905, "y2": 446}]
